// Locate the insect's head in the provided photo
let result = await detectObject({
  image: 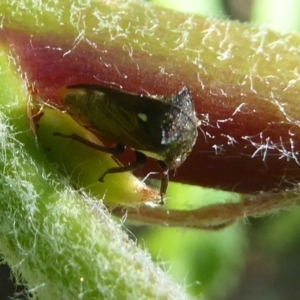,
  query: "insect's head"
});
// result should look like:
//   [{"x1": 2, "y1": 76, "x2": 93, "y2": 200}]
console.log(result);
[{"x1": 158, "y1": 86, "x2": 199, "y2": 170}]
